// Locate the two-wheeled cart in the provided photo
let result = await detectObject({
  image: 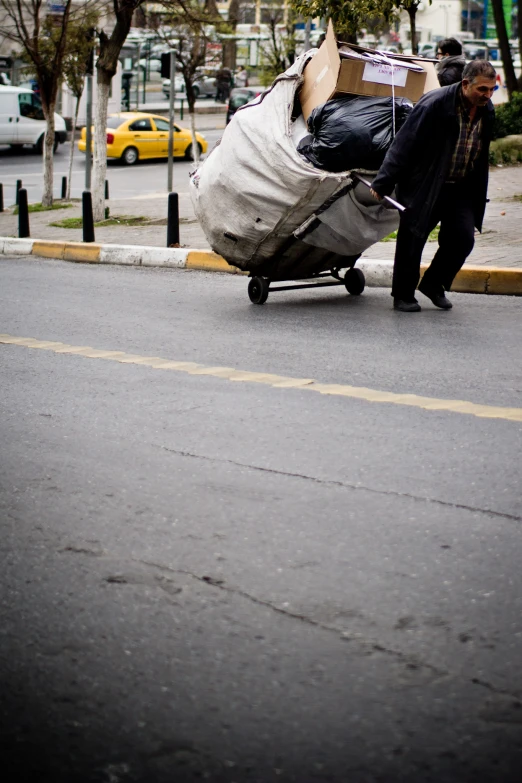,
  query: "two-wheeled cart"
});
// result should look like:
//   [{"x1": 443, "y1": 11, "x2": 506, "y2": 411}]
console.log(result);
[{"x1": 245, "y1": 174, "x2": 404, "y2": 305}]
